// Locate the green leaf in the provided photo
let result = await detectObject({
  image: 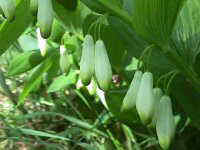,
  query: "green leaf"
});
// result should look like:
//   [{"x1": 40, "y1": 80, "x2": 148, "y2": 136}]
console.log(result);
[
  {"x1": 105, "y1": 89, "x2": 139, "y2": 124},
  {"x1": 123, "y1": 0, "x2": 134, "y2": 15},
  {"x1": 63, "y1": 34, "x2": 80, "y2": 54},
  {"x1": 7, "y1": 50, "x2": 43, "y2": 76},
  {"x1": 122, "y1": 124, "x2": 136, "y2": 142},
  {"x1": 49, "y1": 19, "x2": 65, "y2": 44},
  {"x1": 81, "y1": 0, "x2": 123, "y2": 13},
  {"x1": 131, "y1": 0, "x2": 185, "y2": 45},
  {"x1": 80, "y1": 0, "x2": 106, "y2": 13},
  {"x1": 53, "y1": 0, "x2": 91, "y2": 33},
  {"x1": 19, "y1": 128, "x2": 70, "y2": 141},
  {"x1": 175, "y1": 0, "x2": 200, "y2": 74},
  {"x1": 176, "y1": 0, "x2": 200, "y2": 34},
  {"x1": 0, "y1": 0, "x2": 32, "y2": 55},
  {"x1": 122, "y1": 124, "x2": 138, "y2": 150},
  {"x1": 18, "y1": 55, "x2": 54, "y2": 105},
  {"x1": 74, "y1": 89, "x2": 92, "y2": 110},
  {"x1": 171, "y1": 75, "x2": 200, "y2": 127},
  {"x1": 18, "y1": 34, "x2": 39, "y2": 51},
  {"x1": 55, "y1": 0, "x2": 78, "y2": 11},
  {"x1": 0, "y1": 69, "x2": 11, "y2": 95},
  {"x1": 81, "y1": 0, "x2": 132, "y2": 26},
  {"x1": 108, "y1": 16, "x2": 176, "y2": 78},
  {"x1": 48, "y1": 70, "x2": 78, "y2": 93},
  {"x1": 101, "y1": 26, "x2": 126, "y2": 71},
  {"x1": 45, "y1": 53, "x2": 60, "y2": 81}
]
